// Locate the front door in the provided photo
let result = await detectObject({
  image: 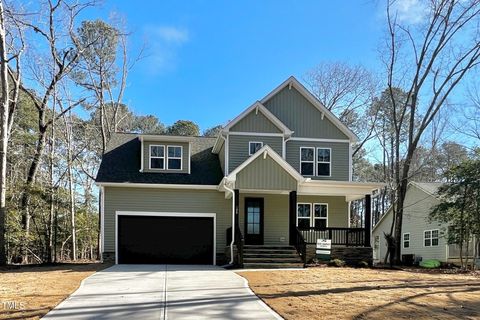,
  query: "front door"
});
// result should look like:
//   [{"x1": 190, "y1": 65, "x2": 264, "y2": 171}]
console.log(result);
[{"x1": 244, "y1": 198, "x2": 264, "y2": 245}]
